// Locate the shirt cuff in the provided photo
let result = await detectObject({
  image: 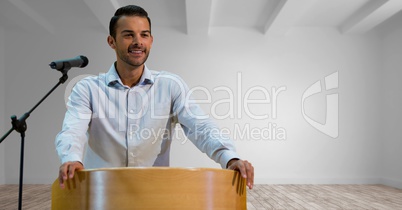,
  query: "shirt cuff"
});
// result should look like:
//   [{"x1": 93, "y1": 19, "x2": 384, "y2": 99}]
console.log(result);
[
  {"x1": 60, "y1": 154, "x2": 83, "y2": 165},
  {"x1": 219, "y1": 150, "x2": 241, "y2": 169}
]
